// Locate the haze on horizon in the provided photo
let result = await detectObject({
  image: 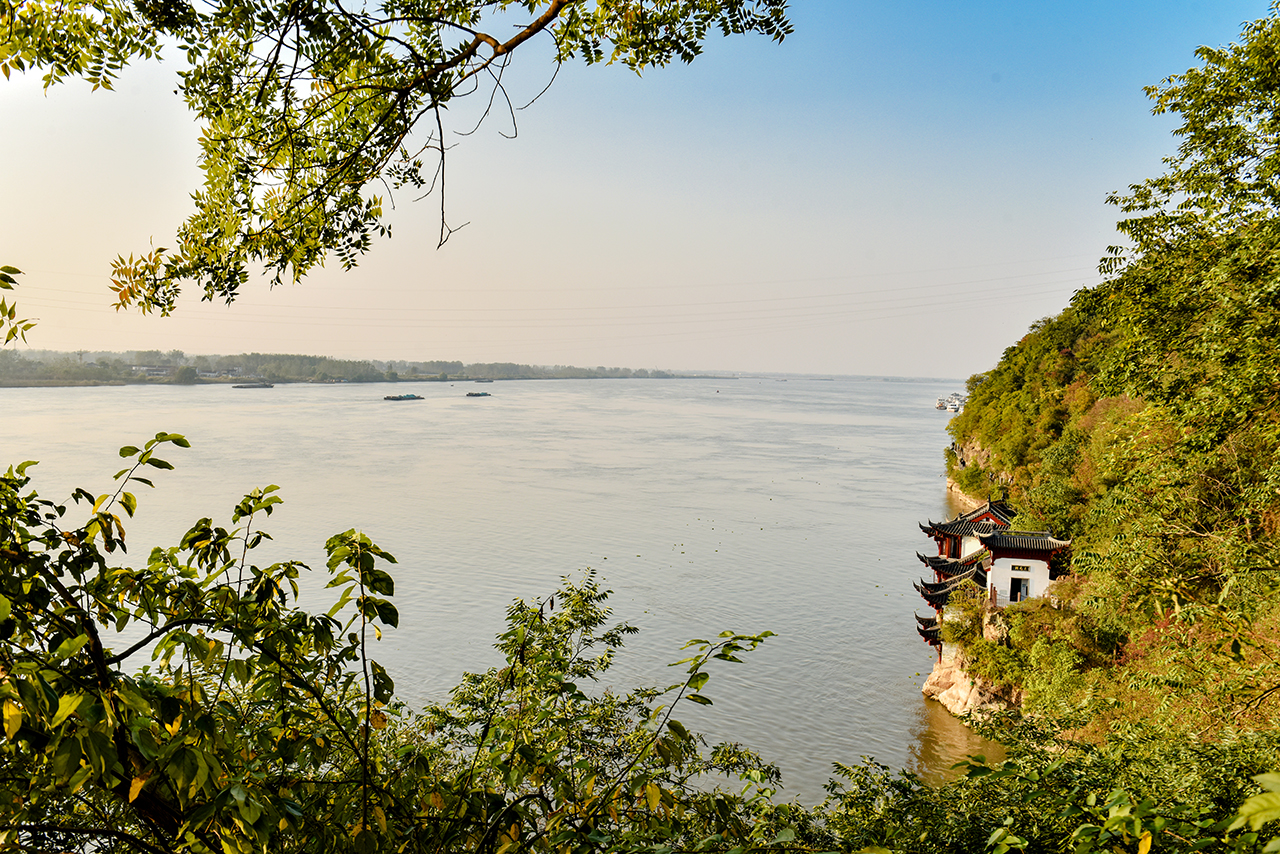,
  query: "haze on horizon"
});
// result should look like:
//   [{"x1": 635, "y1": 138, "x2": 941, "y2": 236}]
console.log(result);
[{"x1": 1, "y1": 1, "x2": 1270, "y2": 379}]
